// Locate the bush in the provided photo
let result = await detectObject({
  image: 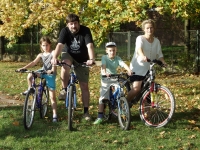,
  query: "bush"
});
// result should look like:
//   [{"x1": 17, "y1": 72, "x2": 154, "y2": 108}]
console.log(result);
[{"x1": 5, "y1": 43, "x2": 40, "y2": 55}]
